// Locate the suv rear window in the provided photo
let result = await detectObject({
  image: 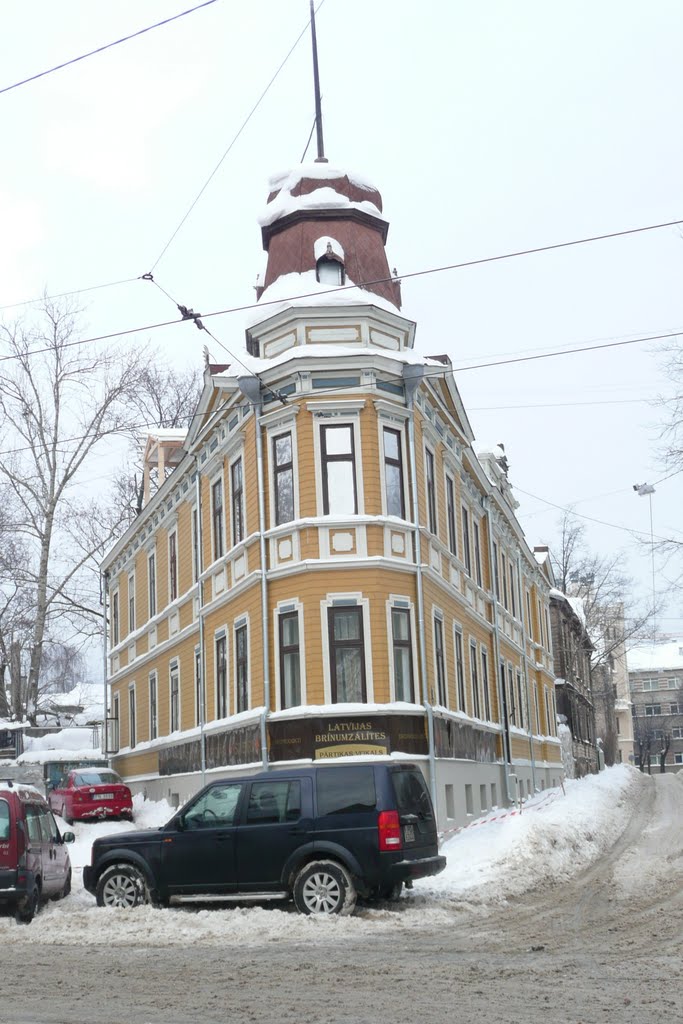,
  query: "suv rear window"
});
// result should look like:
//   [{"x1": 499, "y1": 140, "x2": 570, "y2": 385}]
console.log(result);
[
  {"x1": 391, "y1": 769, "x2": 433, "y2": 819},
  {"x1": 317, "y1": 766, "x2": 376, "y2": 816}
]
